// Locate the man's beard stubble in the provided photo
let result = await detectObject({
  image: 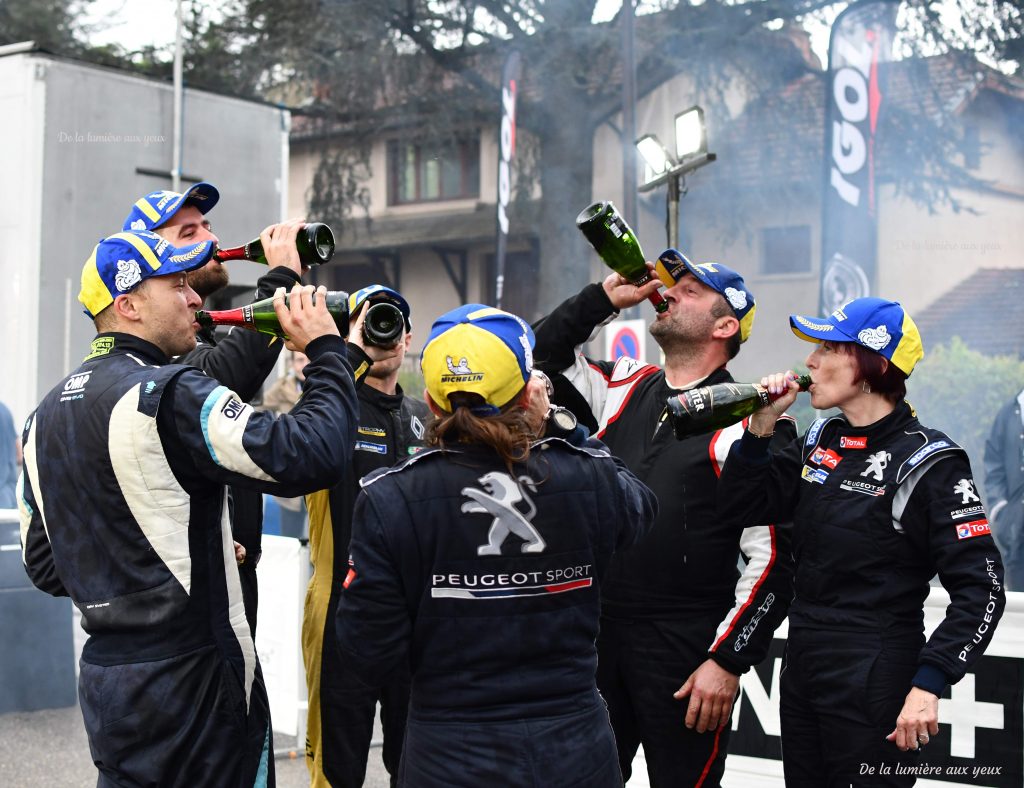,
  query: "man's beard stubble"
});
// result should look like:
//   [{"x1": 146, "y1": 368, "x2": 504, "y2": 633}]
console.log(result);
[
  {"x1": 649, "y1": 307, "x2": 716, "y2": 360},
  {"x1": 187, "y1": 262, "x2": 230, "y2": 299}
]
